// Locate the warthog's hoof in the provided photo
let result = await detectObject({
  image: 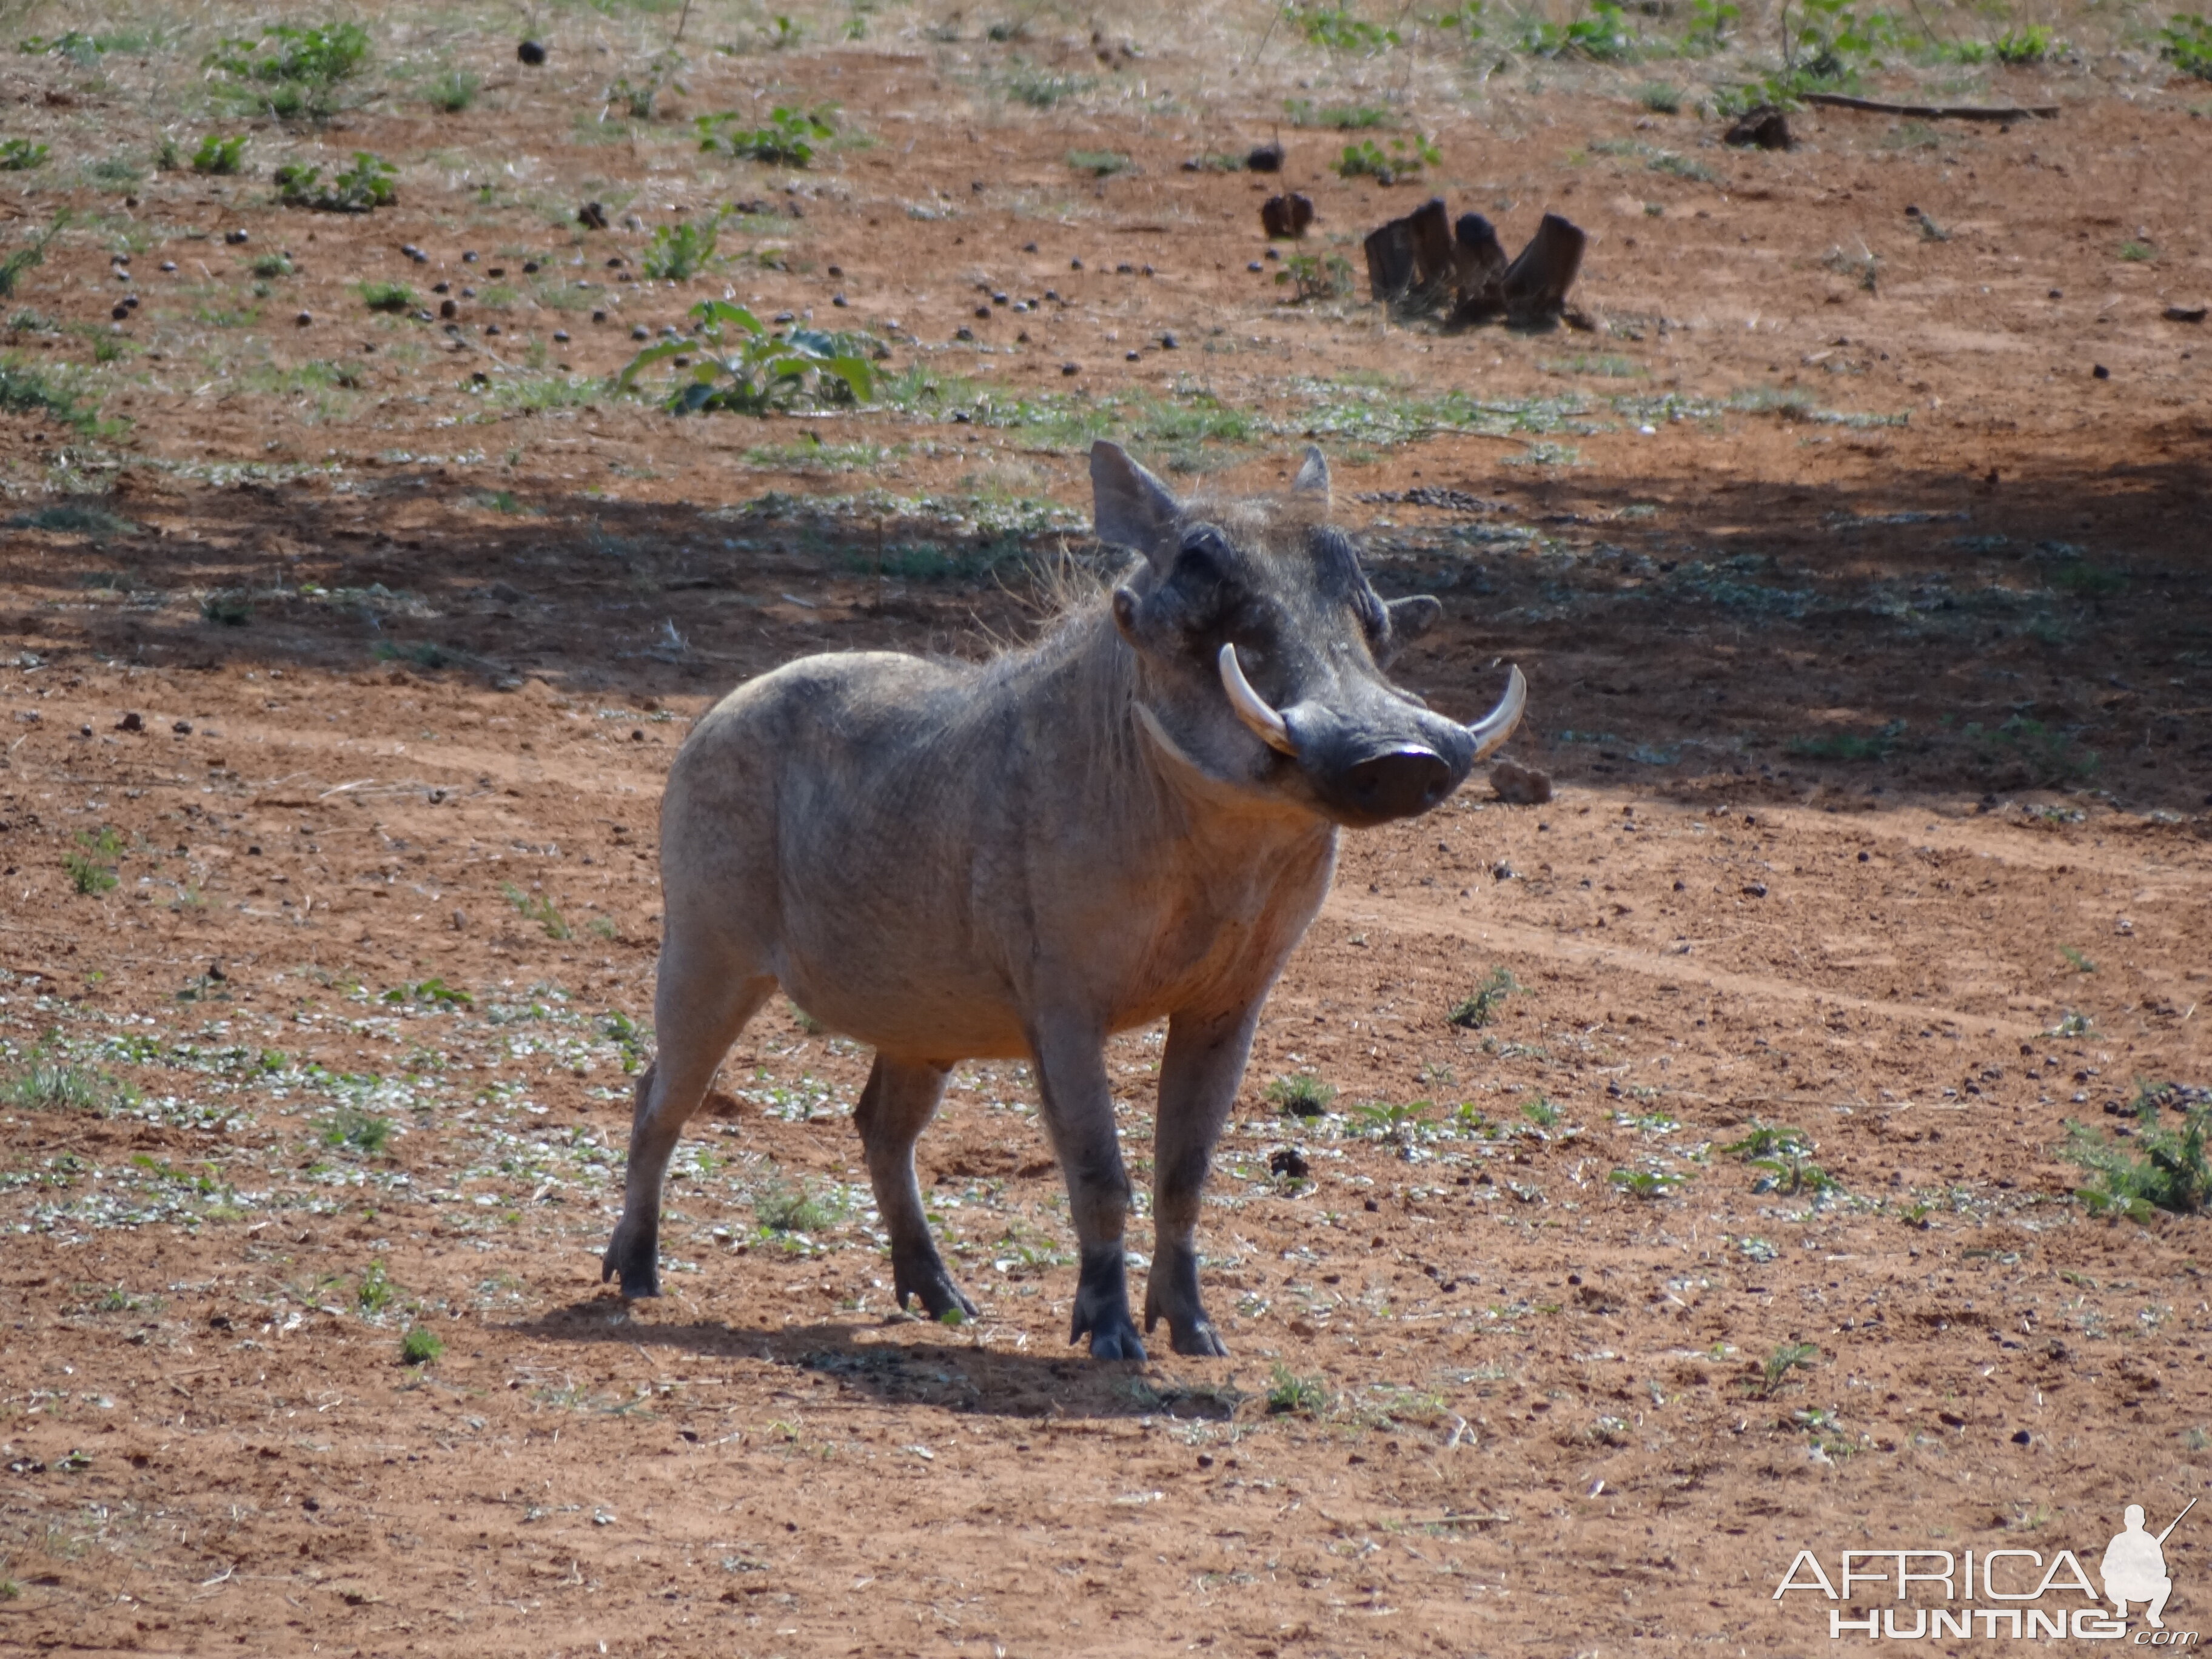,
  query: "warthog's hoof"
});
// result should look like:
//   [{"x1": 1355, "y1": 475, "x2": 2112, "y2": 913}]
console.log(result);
[
  {"x1": 1071, "y1": 1251, "x2": 1145, "y2": 1361},
  {"x1": 893, "y1": 1256, "x2": 977, "y2": 1322},
  {"x1": 601, "y1": 1225, "x2": 661, "y2": 1299},
  {"x1": 1085, "y1": 1319, "x2": 1148, "y2": 1362},
  {"x1": 1170, "y1": 1320, "x2": 1230, "y2": 1358}
]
